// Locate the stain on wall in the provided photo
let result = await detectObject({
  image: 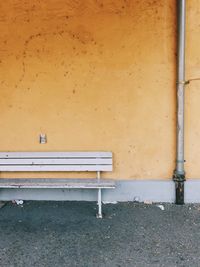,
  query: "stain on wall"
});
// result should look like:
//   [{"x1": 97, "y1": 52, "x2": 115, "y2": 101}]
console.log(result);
[{"x1": 0, "y1": 0, "x2": 176, "y2": 179}]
